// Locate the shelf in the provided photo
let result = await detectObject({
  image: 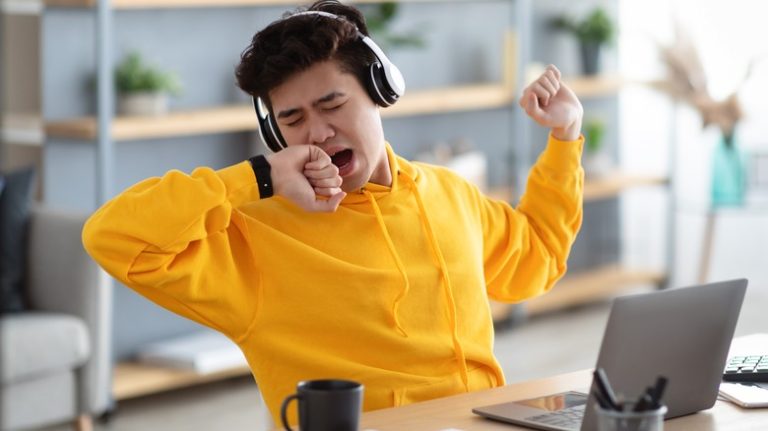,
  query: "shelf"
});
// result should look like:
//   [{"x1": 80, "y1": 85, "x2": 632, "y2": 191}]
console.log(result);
[
  {"x1": 45, "y1": 83, "x2": 514, "y2": 141},
  {"x1": 565, "y1": 75, "x2": 624, "y2": 98},
  {"x1": 45, "y1": 0, "x2": 476, "y2": 9},
  {"x1": 112, "y1": 361, "x2": 252, "y2": 401},
  {"x1": 45, "y1": 106, "x2": 256, "y2": 141},
  {"x1": 0, "y1": 114, "x2": 44, "y2": 146},
  {"x1": 582, "y1": 173, "x2": 668, "y2": 201},
  {"x1": 486, "y1": 173, "x2": 668, "y2": 204},
  {"x1": 525, "y1": 265, "x2": 666, "y2": 316}
]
